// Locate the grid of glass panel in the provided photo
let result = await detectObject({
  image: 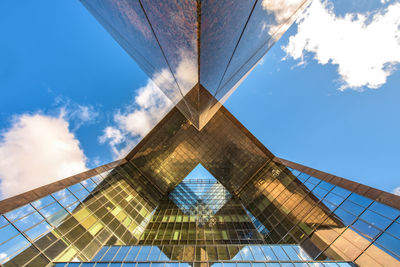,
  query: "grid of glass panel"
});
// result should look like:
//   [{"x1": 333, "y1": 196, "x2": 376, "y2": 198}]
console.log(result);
[
  {"x1": 52, "y1": 245, "x2": 353, "y2": 266},
  {"x1": 0, "y1": 162, "x2": 162, "y2": 267},
  {"x1": 129, "y1": 108, "x2": 271, "y2": 196},
  {"x1": 169, "y1": 164, "x2": 232, "y2": 223},
  {"x1": 287, "y1": 167, "x2": 400, "y2": 264},
  {"x1": 139, "y1": 197, "x2": 263, "y2": 246},
  {"x1": 238, "y1": 160, "x2": 400, "y2": 265}
]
